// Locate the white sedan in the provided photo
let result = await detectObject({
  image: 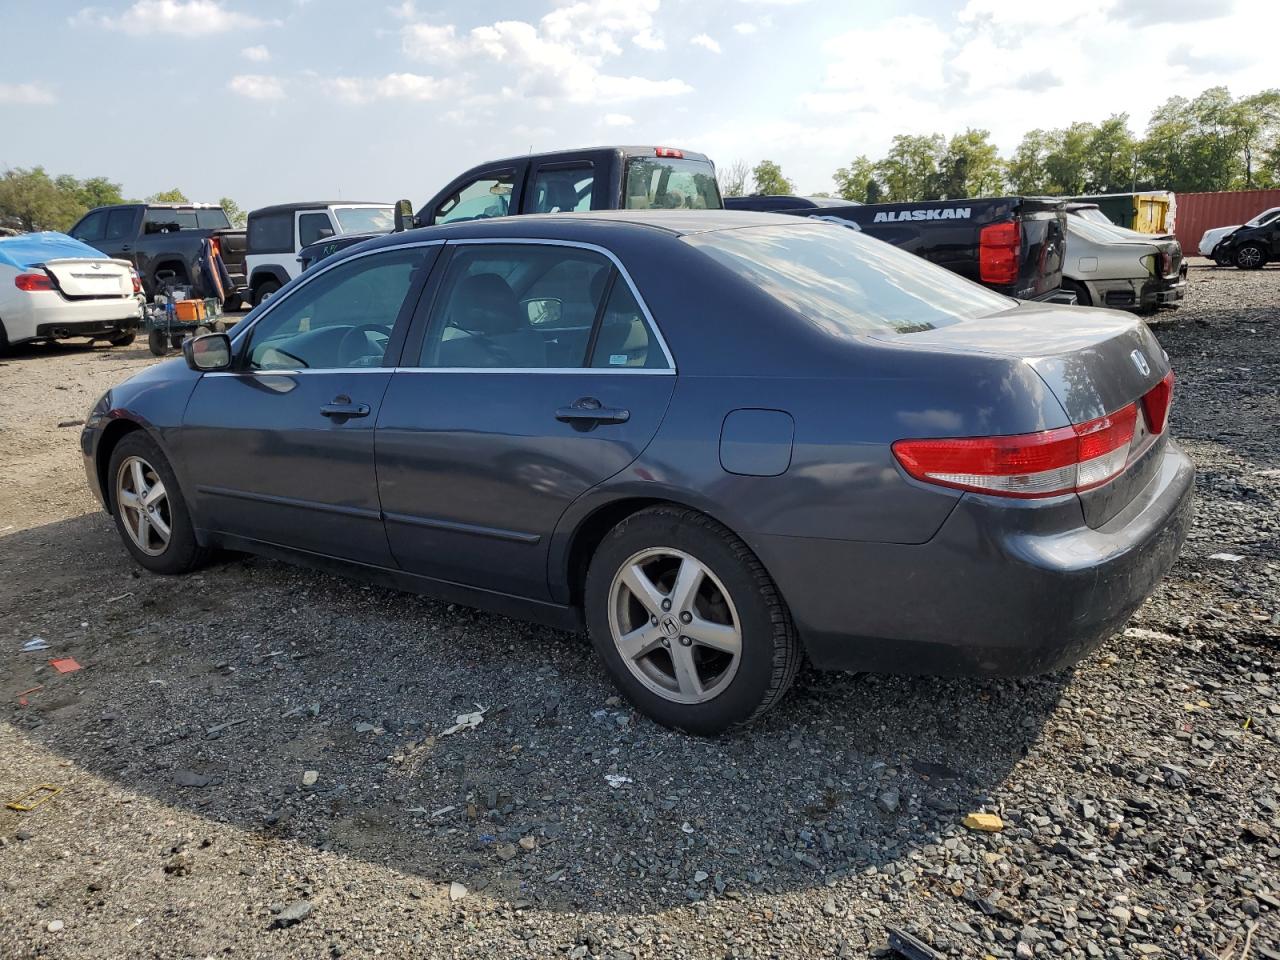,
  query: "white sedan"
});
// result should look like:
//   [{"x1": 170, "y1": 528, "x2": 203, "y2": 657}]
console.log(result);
[{"x1": 0, "y1": 232, "x2": 142, "y2": 351}]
